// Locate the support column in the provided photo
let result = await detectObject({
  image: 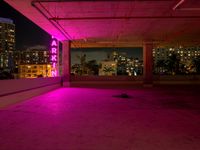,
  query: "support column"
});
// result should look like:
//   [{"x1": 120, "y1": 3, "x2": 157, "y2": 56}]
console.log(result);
[
  {"x1": 143, "y1": 43, "x2": 153, "y2": 85},
  {"x1": 62, "y1": 40, "x2": 71, "y2": 86}
]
